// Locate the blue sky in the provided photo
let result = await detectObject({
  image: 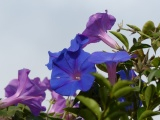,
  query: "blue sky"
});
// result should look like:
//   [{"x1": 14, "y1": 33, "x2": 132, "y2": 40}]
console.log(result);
[{"x1": 0, "y1": 0, "x2": 160, "y2": 118}]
